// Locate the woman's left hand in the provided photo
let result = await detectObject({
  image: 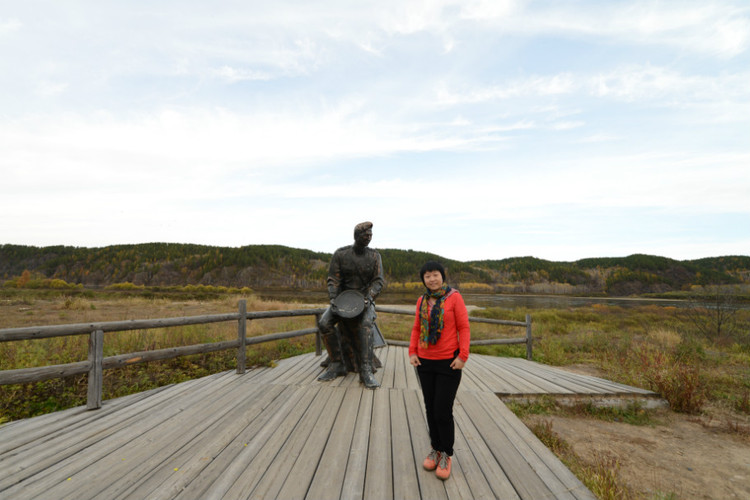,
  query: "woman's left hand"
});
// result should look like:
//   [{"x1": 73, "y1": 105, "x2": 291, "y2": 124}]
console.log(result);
[{"x1": 450, "y1": 357, "x2": 465, "y2": 370}]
